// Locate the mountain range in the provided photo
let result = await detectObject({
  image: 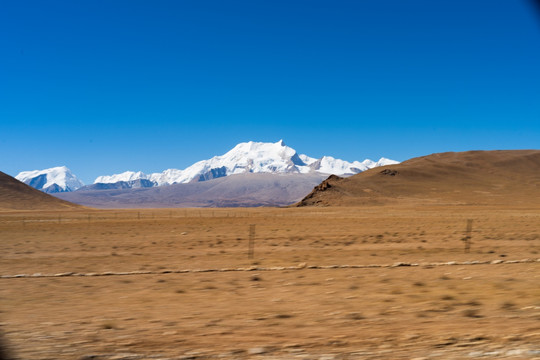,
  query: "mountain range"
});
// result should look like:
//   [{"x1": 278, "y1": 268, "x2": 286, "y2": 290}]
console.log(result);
[
  {"x1": 3, "y1": 149, "x2": 539, "y2": 210},
  {"x1": 16, "y1": 140, "x2": 398, "y2": 193}
]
